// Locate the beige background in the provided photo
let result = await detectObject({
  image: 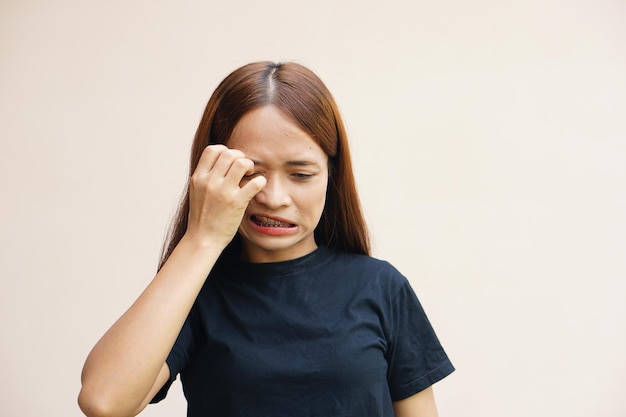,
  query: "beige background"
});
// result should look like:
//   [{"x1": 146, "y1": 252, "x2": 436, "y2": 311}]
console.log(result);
[{"x1": 2, "y1": 0, "x2": 625, "y2": 416}]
